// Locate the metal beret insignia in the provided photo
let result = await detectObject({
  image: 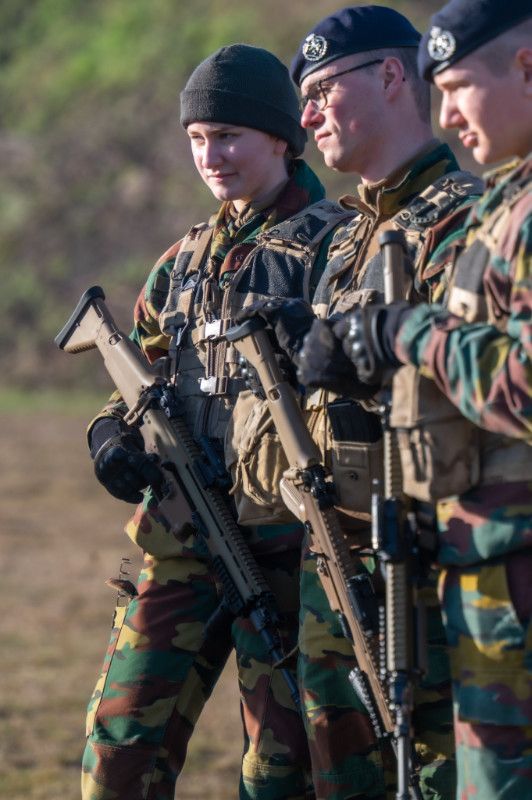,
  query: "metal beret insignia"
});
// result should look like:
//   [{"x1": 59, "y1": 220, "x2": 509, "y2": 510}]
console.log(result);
[
  {"x1": 302, "y1": 33, "x2": 328, "y2": 62},
  {"x1": 427, "y1": 26, "x2": 457, "y2": 61}
]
